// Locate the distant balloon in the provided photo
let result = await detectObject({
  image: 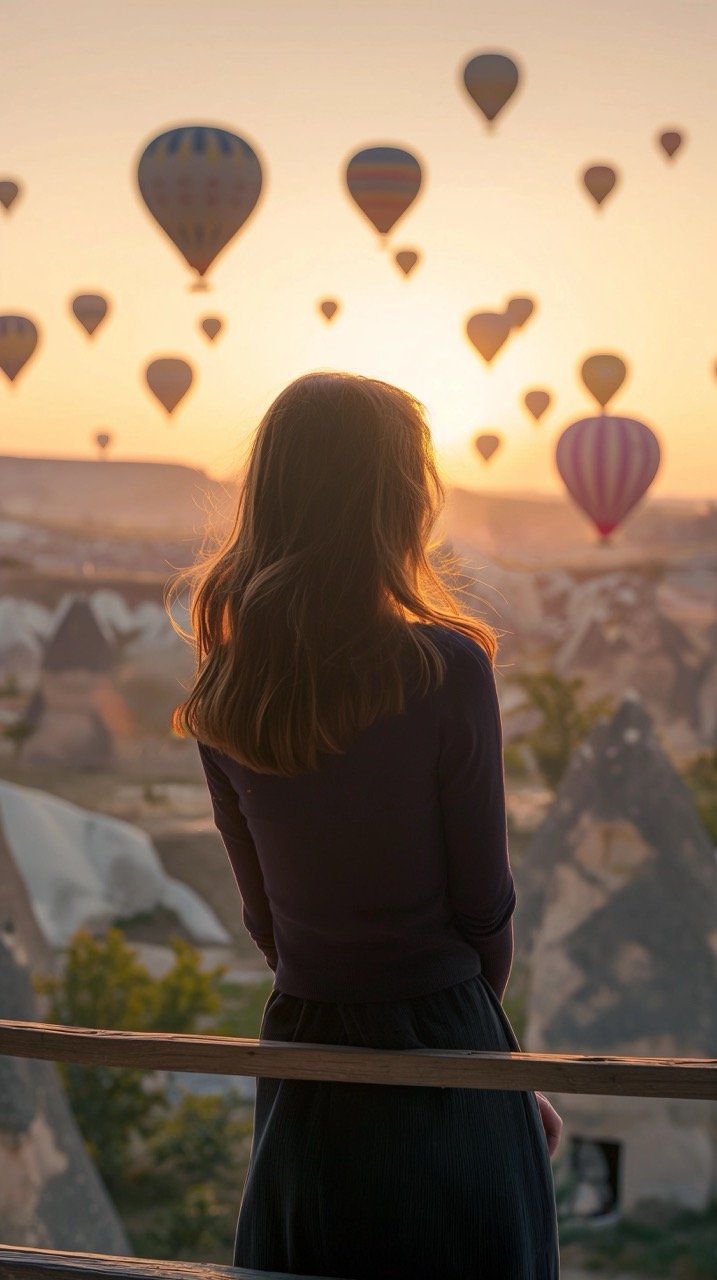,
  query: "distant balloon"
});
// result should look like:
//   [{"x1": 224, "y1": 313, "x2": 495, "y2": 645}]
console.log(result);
[
  {"x1": 524, "y1": 389, "x2": 552, "y2": 421},
  {"x1": 0, "y1": 180, "x2": 20, "y2": 212},
  {"x1": 200, "y1": 316, "x2": 223, "y2": 341},
  {"x1": 137, "y1": 125, "x2": 263, "y2": 279},
  {"x1": 581, "y1": 353, "x2": 628, "y2": 408},
  {"x1": 582, "y1": 164, "x2": 618, "y2": 207},
  {"x1": 95, "y1": 431, "x2": 112, "y2": 456},
  {"x1": 71, "y1": 293, "x2": 109, "y2": 337},
  {"x1": 462, "y1": 53, "x2": 520, "y2": 125},
  {"x1": 345, "y1": 146, "x2": 422, "y2": 237},
  {"x1": 505, "y1": 296, "x2": 534, "y2": 328},
  {"x1": 394, "y1": 249, "x2": 420, "y2": 276},
  {"x1": 145, "y1": 358, "x2": 194, "y2": 415},
  {"x1": 0, "y1": 315, "x2": 39, "y2": 382},
  {"x1": 556, "y1": 414, "x2": 661, "y2": 539},
  {"x1": 475, "y1": 433, "x2": 502, "y2": 462},
  {"x1": 658, "y1": 129, "x2": 684, "y2": 159},
  {"x1": 319, "y1": 299, "x2": 339, "y2": 322},
  {"x1": 466, "y1": 312, "x2": 511, "y2": 363}
]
